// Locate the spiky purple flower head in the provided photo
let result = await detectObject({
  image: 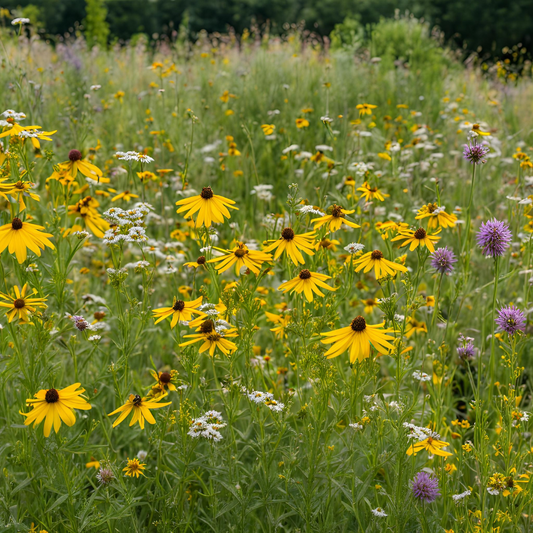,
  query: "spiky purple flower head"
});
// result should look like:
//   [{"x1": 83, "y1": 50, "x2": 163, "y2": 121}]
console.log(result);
[
  {"x1": 430, "y1": 246, "x2": 457, "y2": 275},
  {"x1": 477, "y1": 219, "x2": 512, "y2": 257},
  {"x1": 463, "y1": 141, "x2": 490, "y2": 164},
  {"x1": 495, "y1": 305, "x2": 526, "y2": 336},
  {"x1": 411, "y1": 471, "x2": 440, "y2": 503},
  {"x1": 457, "y1": 334, "x2": 476, "y2": 360}
]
